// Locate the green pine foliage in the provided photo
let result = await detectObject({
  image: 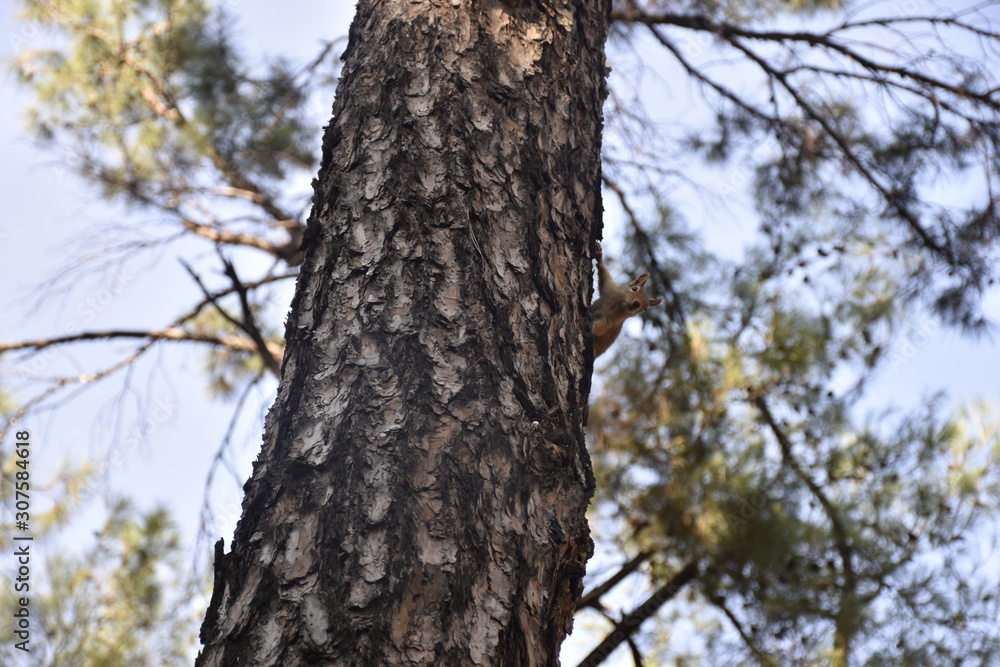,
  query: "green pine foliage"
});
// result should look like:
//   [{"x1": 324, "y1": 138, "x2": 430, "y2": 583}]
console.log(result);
[
  {"x1": 0, "y1": 499, "x2": 203, "y2": 666},
  {"x1": 586, "y1": 190, "x2": 1000, "y2": 666},
  {"x1": 17, "y1": 0, "x2": 317, "y2": 205}
]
